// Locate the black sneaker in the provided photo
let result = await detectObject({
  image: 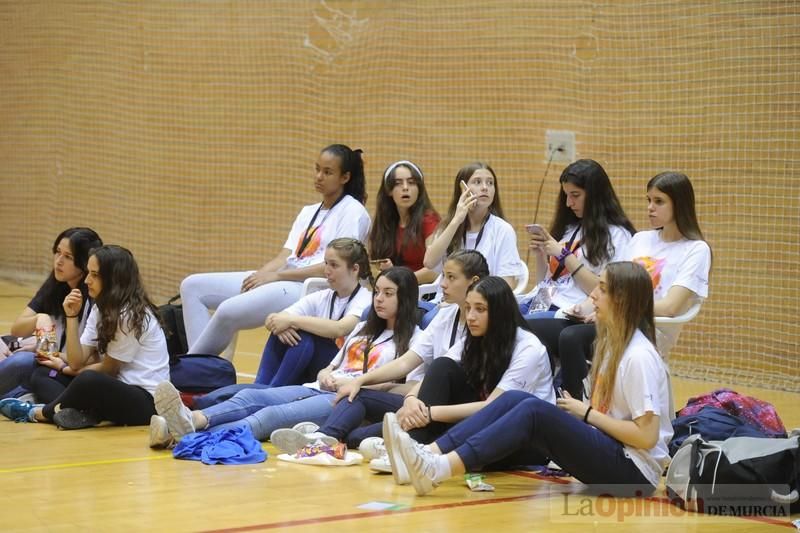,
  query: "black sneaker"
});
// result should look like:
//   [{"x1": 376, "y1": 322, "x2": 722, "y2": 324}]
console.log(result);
[{"x1": 53, "y1": 408, "x2": 100, "y2": 430}]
